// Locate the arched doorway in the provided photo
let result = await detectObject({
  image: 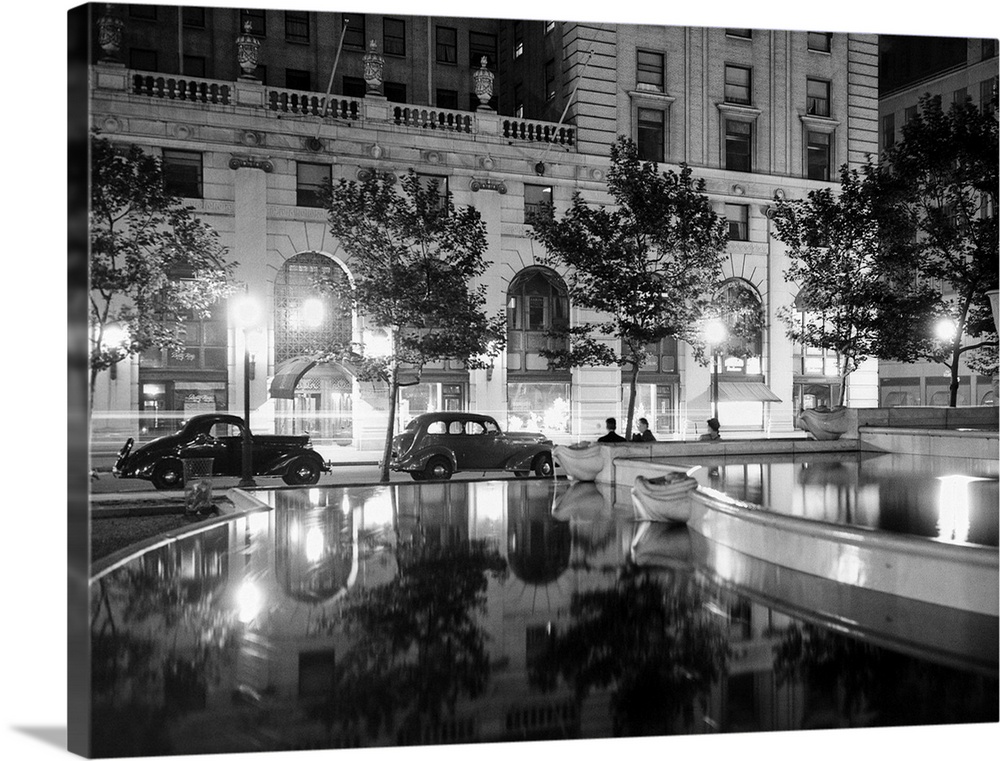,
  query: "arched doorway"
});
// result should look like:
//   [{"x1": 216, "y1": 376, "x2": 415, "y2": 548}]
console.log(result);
[{"x1": 273, "y1": 252, "x2": 354, "y2": 444}]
